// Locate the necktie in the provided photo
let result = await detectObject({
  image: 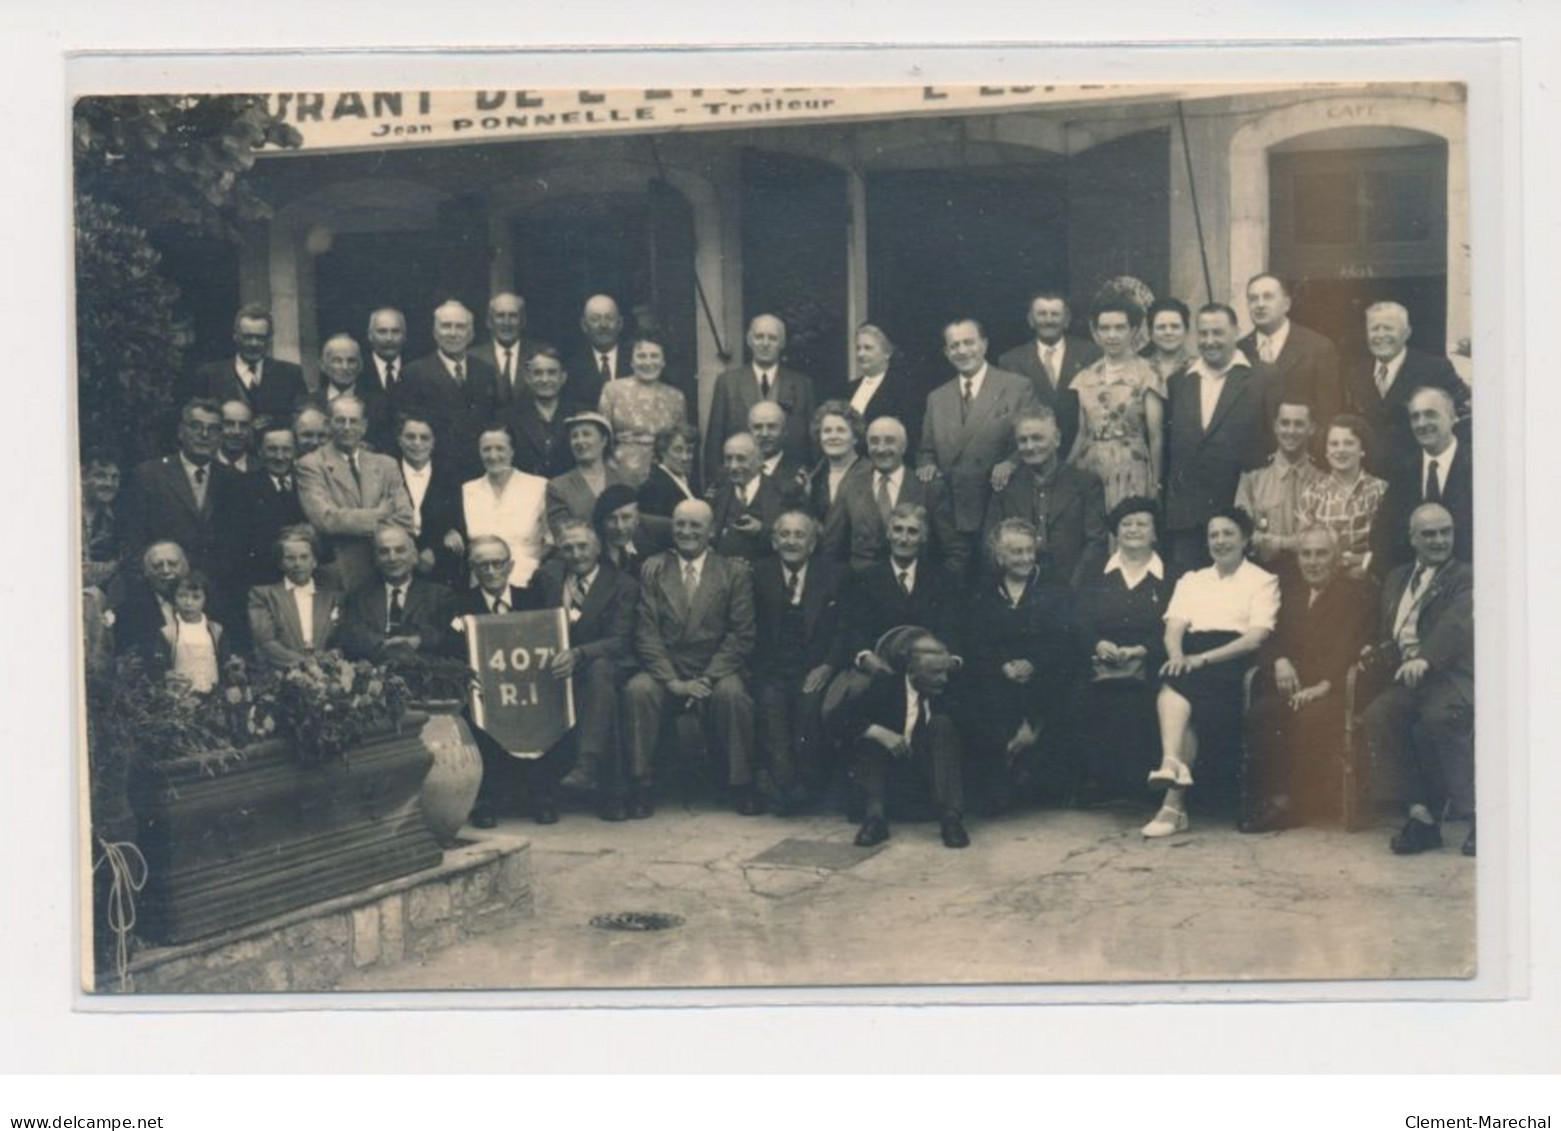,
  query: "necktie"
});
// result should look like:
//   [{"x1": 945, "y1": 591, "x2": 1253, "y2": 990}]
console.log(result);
[
  {"x1": 1308, "y1": 588, "x2": 1321, "y2": 610},
  {"x1": 599, "y1": 353, "x2": 612, "y2": 386},
  {"x1": 453, "y1": 360, "x2": 465, "y2": 384},
  {"x1": 276, "y1": 475, "x2": 291, "y2": 494},
  {"x1": 1374, "y1": 362, "x2": 1390, "y2": 397},
  {"x1": 1424, "y1": 459, "x2": 1442, "y2": 503},
  {"x1": 494, "y1": 597, "x2": 510, "y2": 615},
  {"x1": 875, "y1": 473, "x2": 893, "y2": 523},
  {"x1": 960, "y1": 378, "x2": 973, "y2": 423},
  {"x1": 192, "y1": 465, "x2": 207, "y2": 507},
  {"x1": 897, "y1": 568, "x2": 911, "y2": 596},
  {"x1": 348, "y1": 451, "x2": 361, "y2": 490},
  {"x1": 786, "y1": 569, "x2": 800, "y2": 605},
  {"x1": 244, "y1": 360, "x2": 259, "y2": 389},
  {"x1": 1260, "y1": 337, "x2": 1275, "y2": 363},
  {"x1": 385, "y1": 359, "x2": 397, "y2": 387},
  {"x1": 760, "y1": 371, "x2": 773, "y2": 401},
  {"x1": 500, "y1": 348, "x2": 513, "y2": 389},
  {"x1": 683, "y1": 561, "x2": 698, "y2": 596},
  {"x1": 1043, "y1": 346, "x2": 1059, "y2": 388},
  {"x1": 387, "y1": 587, "x2": 404, "y2": 632},
  {"x1": 573, "y1": 574, "x2": 591, "y2": 607}
]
